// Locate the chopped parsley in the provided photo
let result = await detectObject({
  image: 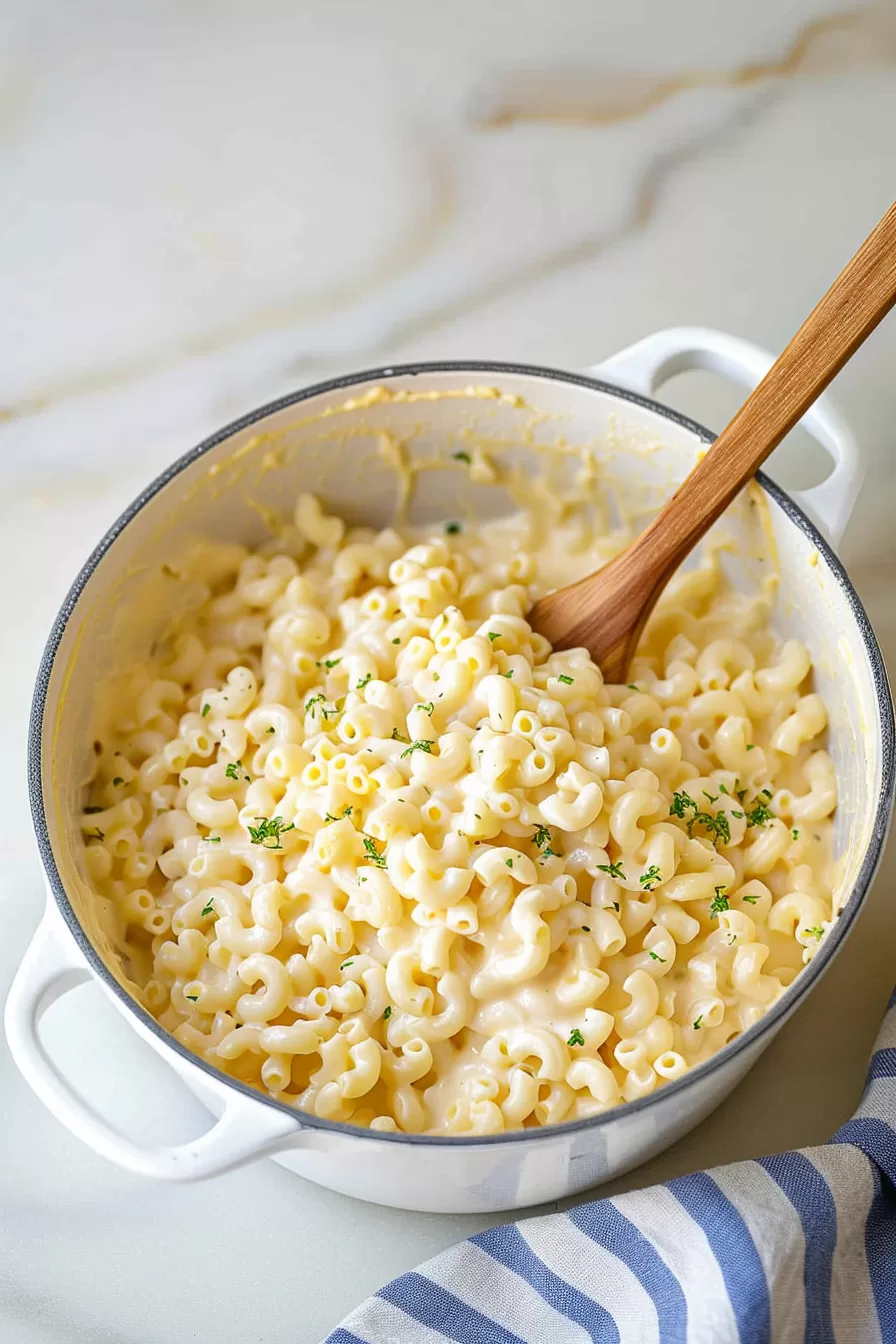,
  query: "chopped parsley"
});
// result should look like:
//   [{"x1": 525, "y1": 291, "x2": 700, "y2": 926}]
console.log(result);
[
  {"x1": 391, "y1": 727, "x2": 409, "y2": 743},
  {"x1": 205, "y1": 835, "x2": 221, "y2": 844},
  {"x1": 266, "y1": 726, "x2": 275, "y2": 734},
  {"x1": 325, "y1": 806, "x2": 353, "y2": 824},
  {"x1": 318, "y1": 657, "x2": 342, "y2": 669},
  {"x1": 505, "y1": 857, "x2": 513, "y2": 867},
  {"x1": 112, "y1": 777, "x2": 124, "y2": 787},
  {"x1": 557, "y1": 674, "x2": 574, "y2": 685},
  {"x1": 487, "y1": 631, "x2": 500, "y2": 643},
  {"x1": 792, "y1": 828, "x2": 800, "y2": 841},
  {"x1": 703, "y1": 790, "x2": 718, "y2": 804},
  {"x1": 201, "y1": 898, "x2": 215, "y2": 917},
  {"x1": 718, "y1": 782, "x2": 729, "y2": 795},
  {"x1": 745, "y1": 801, "x2": 773, "y2": 828},
  {"x1": 225, "y1": 760, "x2": 242, "y2": 780},
  {"x1": 533, "y1": 824, "x2": 553, "y2": 850},
  {"x1": 806, "y1": 925, "x2": 824, "y2": 940},
  {"x1": 742, "y1": 892, "x2": 759, "y2": 904},
  {"x1": 567, "y1": 1028, "x2": 585, "y2": 1047},
  {"x1": 627, "y1": 683, "x2": 639, "y2": 691},
  {"x1": 746, "y1": 743, "x2": 756, "y2": 751},
  {"x1": 363, "y1": 836, "x2": 387, "y2": 868},
  {"x1": 185, "y1": 993, "x2": 199, "y2": 1002},
  {"x1": 201, "y1": 703, "x2": 211, "y2": 717},
  {"x1": 453, "y1": 450, "x2": 471, "y2": 463},
  {"x1": 648, "y1": 950, "x2": 666, "y2": 962},
  {"x1": 392, "y1": 637, "x2": 401, "y2": 645},
  {"x1": 693, "y1": 1014, "x2": 704, "y2": 1030},
  {"x1": 731, "y1": 810, "x2": 745, "y2": 819},
  {"x1": 415, "y1": 702, "x2": 434, "y2": 715},
  {"x1": 502, "y1": 669, "x2": 514, "y2": 678},
  {"x1": 382, "y1": 1005, "x2": 392, "y2": 1020},
  {"x1": 709, "y1": 887, "x2": 730, "y2": 917},
  {"x1": 356, "y1": 673, "x2": 373, "y2": 691},
  {"x1": 445, "y1": 521, "x2": 462, "y2": 535},
  {"x1": 305, "y1": 694, "x2": 325, "y2": 715},
  {"x1": 401, "y1": 739, "x2": 435, "y2": 759},
  {"x1": 670, "y1": 790, "x2": 696, "y2": 819},
  {"x1": 84, "y1": 805, "x2": 103, "y2": 815},
  {"x1": 247, "y1": 815, "x2": 295, "y2": 849},
  {"x1": 597, "y1": 860, "x2": 625, "y2": 880},
  {"x1": 640, "y1": 865, "x2": 663, "y2": 891},
  {"x1": 340, "y1": 959, "x2": 354, "y2": 970},
  {"x1": 582, "y1": 925, "x2": 591, "y2": 932}
]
